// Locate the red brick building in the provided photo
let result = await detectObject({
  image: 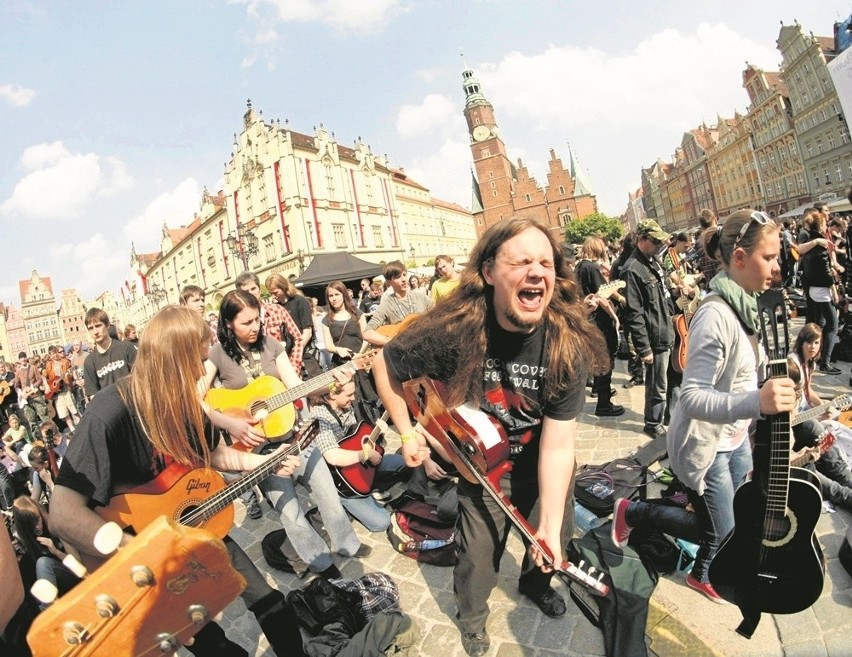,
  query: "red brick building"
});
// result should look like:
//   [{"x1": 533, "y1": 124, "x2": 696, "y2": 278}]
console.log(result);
[{"x1": 462, "y1": 66, "x2": 597, "y2": 236}]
